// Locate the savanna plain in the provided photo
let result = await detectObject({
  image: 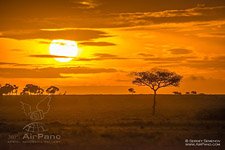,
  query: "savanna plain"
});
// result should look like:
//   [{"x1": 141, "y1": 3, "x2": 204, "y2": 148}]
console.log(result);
[{"x1": 0, "y1": 95, "x2": 224, "y2": 150}]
